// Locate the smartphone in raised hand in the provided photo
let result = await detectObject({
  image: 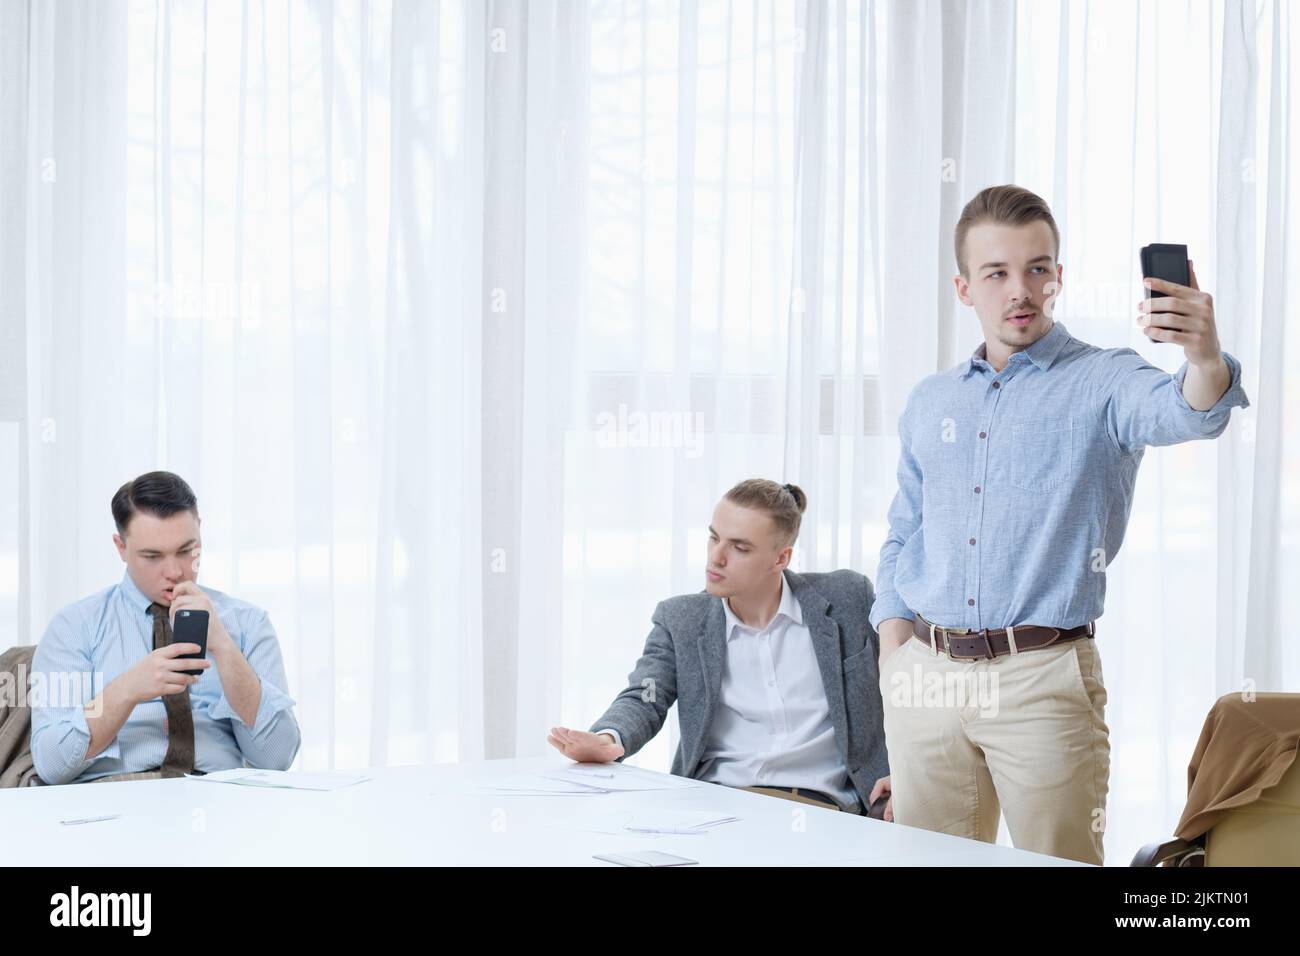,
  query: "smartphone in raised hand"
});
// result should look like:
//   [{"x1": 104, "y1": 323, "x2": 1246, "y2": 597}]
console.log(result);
[{"x1": 1139, "y1": 243, "x2": 1190, "y2": 303}]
